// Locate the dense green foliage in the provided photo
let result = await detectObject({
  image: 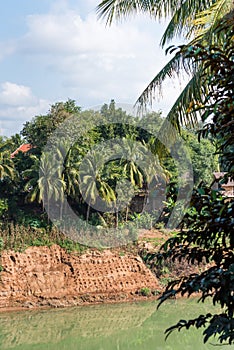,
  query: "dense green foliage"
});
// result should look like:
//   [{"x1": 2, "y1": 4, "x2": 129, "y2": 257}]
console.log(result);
[
  {"x1": 147, "y1": 27, "x2": 234, "y2": 345},
  {"x1": 21, "y1": 99, "x2": 81, "y2": 150},
  {"x1": 0, "y1": 100, "x2": 218, "y2": 233}
]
